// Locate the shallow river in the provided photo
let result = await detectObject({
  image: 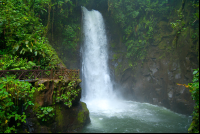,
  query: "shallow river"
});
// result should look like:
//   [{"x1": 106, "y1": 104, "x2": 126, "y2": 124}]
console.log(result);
[{"x1": 79, "y1": 100, "x2": 192, "y2": 133}]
